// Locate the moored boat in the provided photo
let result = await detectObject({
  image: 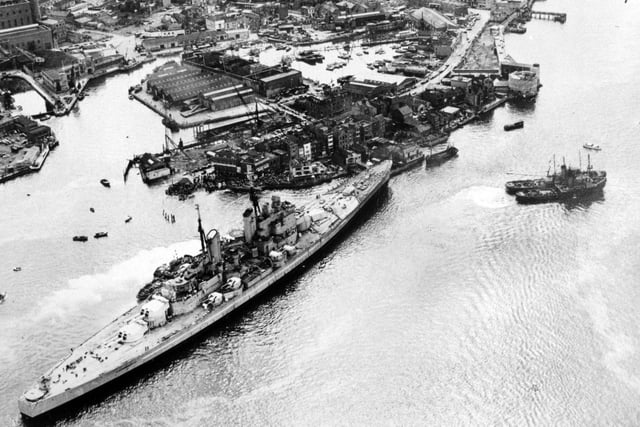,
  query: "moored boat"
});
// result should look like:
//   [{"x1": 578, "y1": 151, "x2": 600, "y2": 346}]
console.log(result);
[
  {"x1": 19, "y1": 161, "x2": 392, "y2": 419},
  {"x1": 425, "y1": 145, "x2": 458, "y2": 165},
  {"x1": 391, "y1": 152, "x2": 425, "y2": 177},
  {"x1": 504, "y1": 120, "x2": 524, "y2": 131},
  {"x1": 296, "y1": 50, "x2": 324, "y2": 64}
]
